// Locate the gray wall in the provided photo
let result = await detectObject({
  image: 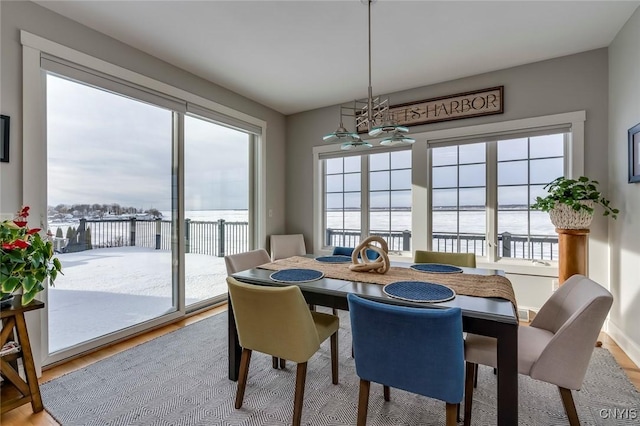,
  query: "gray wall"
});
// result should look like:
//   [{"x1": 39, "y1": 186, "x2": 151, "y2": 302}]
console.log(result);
[
  {"x1": 287, "y1": 49, "x2": 610, "y2": 262},
  {"x1": 608, "y1": 7, "x2": 640, "y2": 366},
  {"x1": 0, "y1": 0, "x2": 287, "y2": 243}
]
